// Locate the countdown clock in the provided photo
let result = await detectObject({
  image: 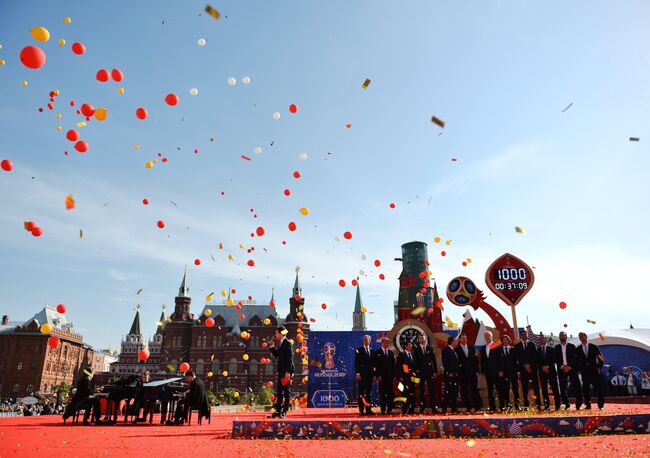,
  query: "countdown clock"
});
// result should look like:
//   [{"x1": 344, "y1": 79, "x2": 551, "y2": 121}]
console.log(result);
[{"x1": 485, "y1": 253, "x2": 535, "y2": 306}]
